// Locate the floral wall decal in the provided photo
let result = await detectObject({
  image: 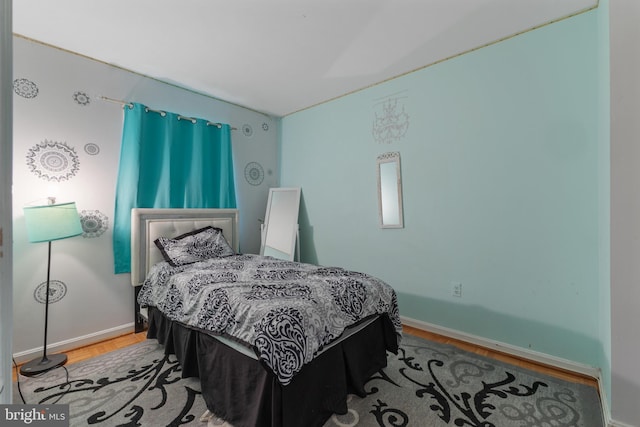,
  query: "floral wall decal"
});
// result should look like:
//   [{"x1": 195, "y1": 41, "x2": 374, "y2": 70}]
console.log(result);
[
  {"x1": 13, "y1": 78, "x2": 39, "y2": 99},
  {"x1": 80, "y1": 209, "x2": 109, "y2": 238},
  {"x1": 26, "y1": 140, "x2": 80, "y2": 182},
  {"x1": 244, "y1": 161, "x2": 264, "y2": 186},
  {"x1": 73, "y1": 91, "x2": 91, "y2": 106},
  {"x1": 372, "y1": 91, "x2": 410, "y2": 144},
  {"x1": 242, "y1": 124, "x2": 253, "y2": 137},
  {"x1": 34, "y1": 280, "x2": 67, "y2": 304},
  {"x1": 84, "y1": 143, "x2": 100, "y2": 156}
]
